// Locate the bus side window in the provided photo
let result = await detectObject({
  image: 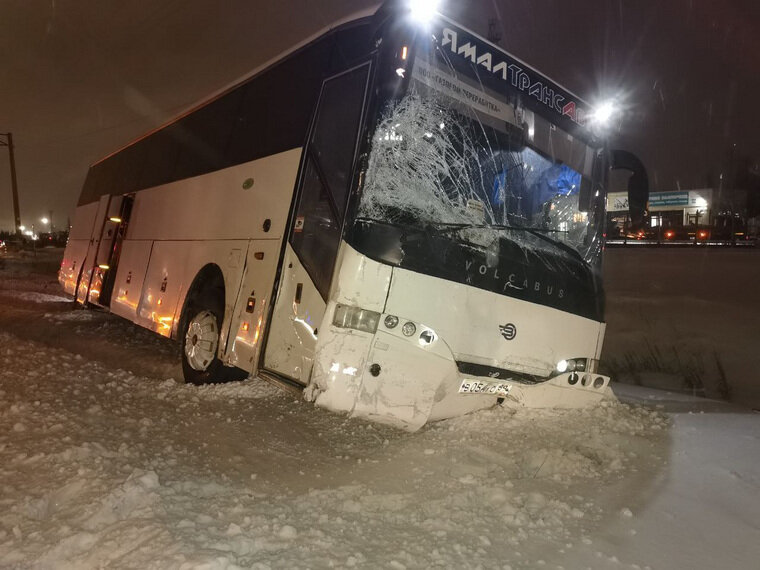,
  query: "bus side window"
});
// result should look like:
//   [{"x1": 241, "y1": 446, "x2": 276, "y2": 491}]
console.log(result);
[
  {"x1": 291, "y1": 64, "x2": 370, "y2": 298},
  {"x1": 291, "y1": 158, "x2": 341, "y2": 295}
]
